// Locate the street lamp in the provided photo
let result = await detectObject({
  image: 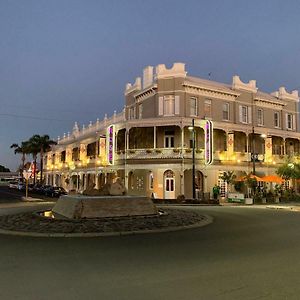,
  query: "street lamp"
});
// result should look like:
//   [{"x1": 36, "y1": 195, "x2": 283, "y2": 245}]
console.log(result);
[{"x1": 188, "y1": 119, "x2": 196, "y2": 199}]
